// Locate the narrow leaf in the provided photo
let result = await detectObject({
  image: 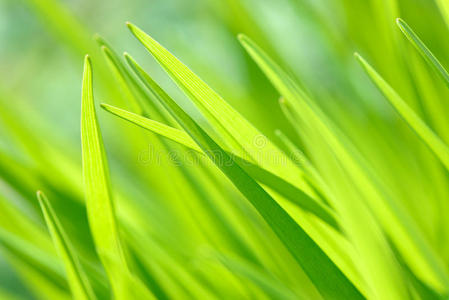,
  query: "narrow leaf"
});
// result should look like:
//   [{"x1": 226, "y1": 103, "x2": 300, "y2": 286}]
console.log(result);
[
  {"x1": 81, "y1": 55, "x2": 155, "y2": 300},
  {"x1": 396, "y1": 18, "x2": 449, "y2": 87},
  {"x1": 355, "y1": 53, "x2": 449, "y2": 172},
  {"x1": 37, "y1": 191, "x2": 96, "y2": 300}
]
